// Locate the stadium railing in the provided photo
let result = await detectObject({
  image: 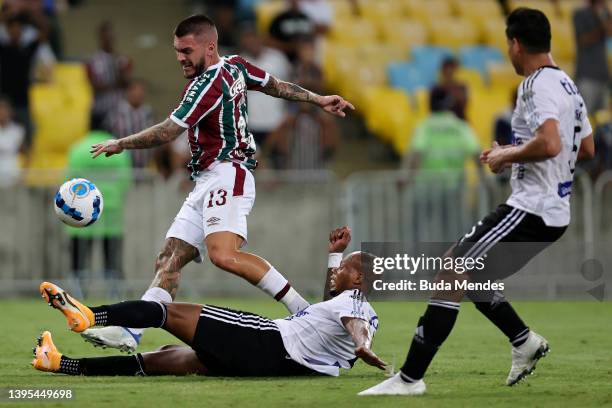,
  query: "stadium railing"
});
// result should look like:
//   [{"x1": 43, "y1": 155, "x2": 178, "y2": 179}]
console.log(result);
[{"x1": 1, "y1": 168, "x2": 610, "y2": 300}]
